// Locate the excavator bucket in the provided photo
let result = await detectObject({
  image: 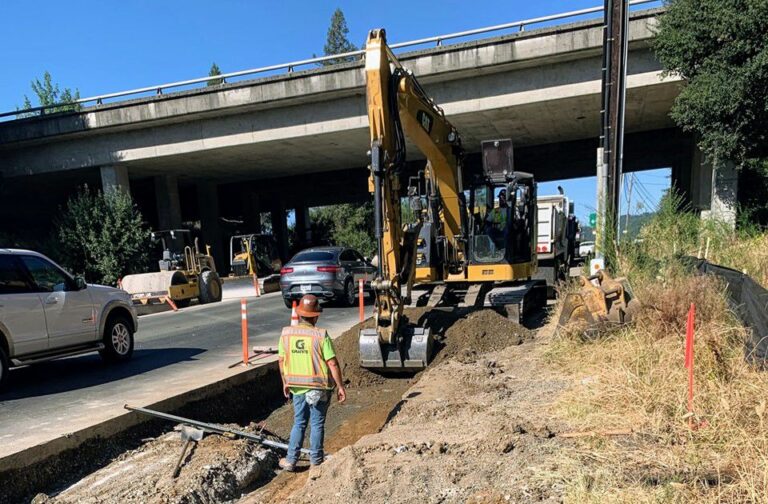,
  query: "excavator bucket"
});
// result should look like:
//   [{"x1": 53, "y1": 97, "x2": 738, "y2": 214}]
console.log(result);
[
  {"x1": 558, "y1": 270, "x2": 637, "y2": 334},
  {"x1": 359, "y1": 327, "x2": 433, "y2": 371}
]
